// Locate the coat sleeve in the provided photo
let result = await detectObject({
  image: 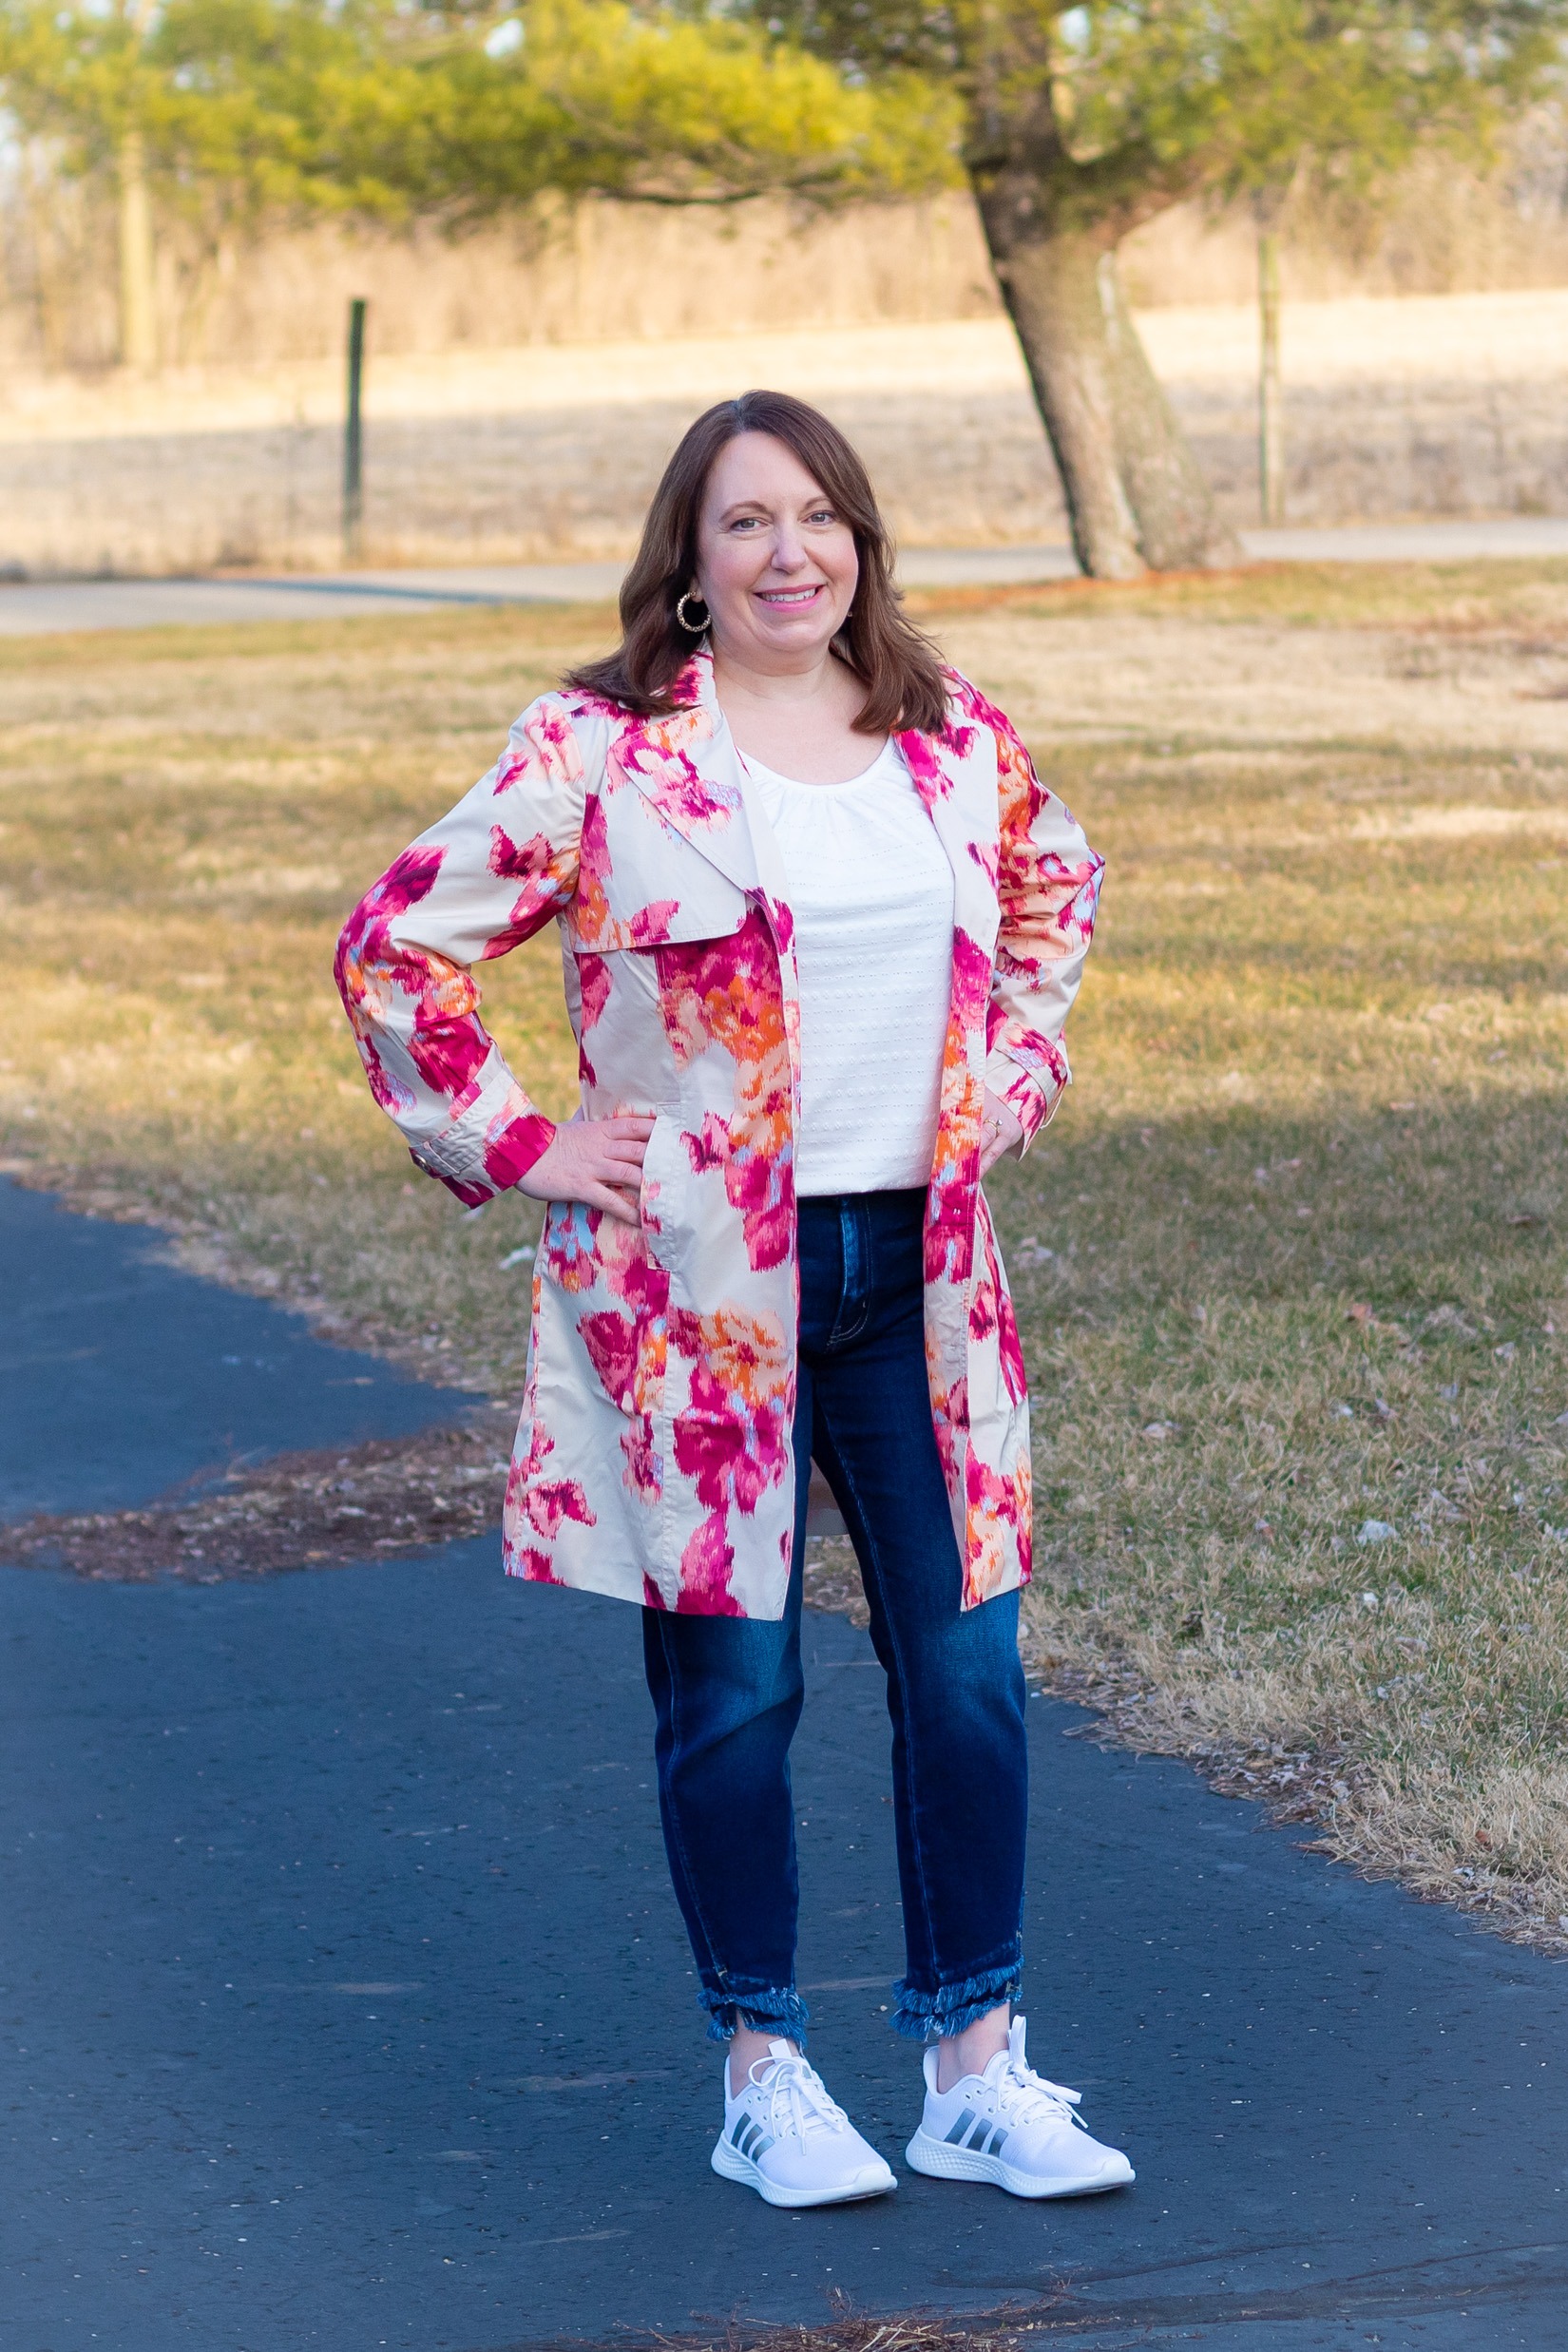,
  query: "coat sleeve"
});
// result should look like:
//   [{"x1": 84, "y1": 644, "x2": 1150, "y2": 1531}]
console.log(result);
[
  {"x1": 335, "y1": 694, "x2": 600, "y2": 1207},
  {"x1": 981, "y1": 700, "x2": 1105, "y2": 1152}
]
